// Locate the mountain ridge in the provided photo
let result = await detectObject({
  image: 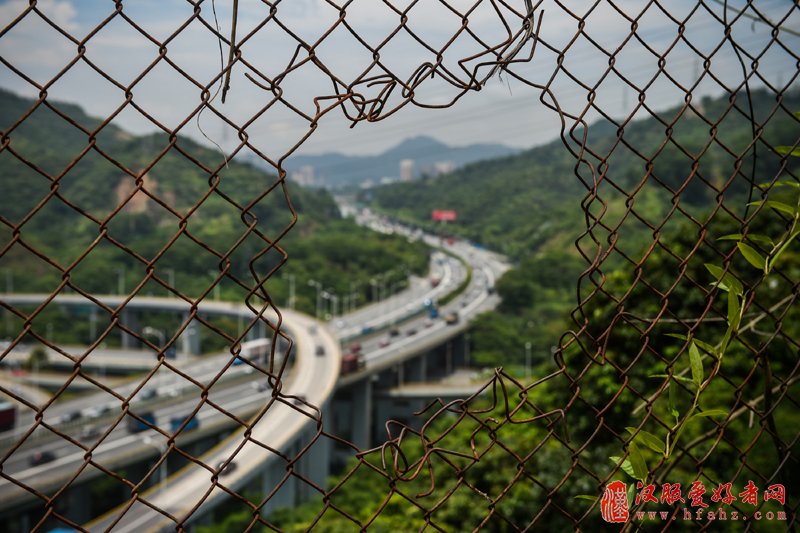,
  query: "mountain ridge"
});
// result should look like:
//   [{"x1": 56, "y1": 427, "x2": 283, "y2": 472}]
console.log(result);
[
  {"x1": 368, "y1": 88, "x2": 800, "y2": 260},
  {"x1": 267, "y1": 134, "x2": 517, "y2": 188}
]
